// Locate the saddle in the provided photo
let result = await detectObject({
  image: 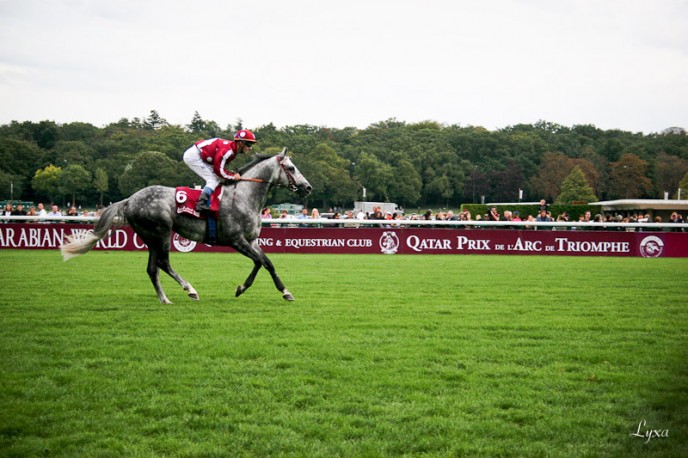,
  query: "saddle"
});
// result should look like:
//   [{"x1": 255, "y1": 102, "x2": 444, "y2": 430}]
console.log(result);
[
  {"x1": 175, "y1": 187, "x2": 223, "y2": 244},
  {"x1": 175, "y1": 187, "x2": 223, "y2": 219}
]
